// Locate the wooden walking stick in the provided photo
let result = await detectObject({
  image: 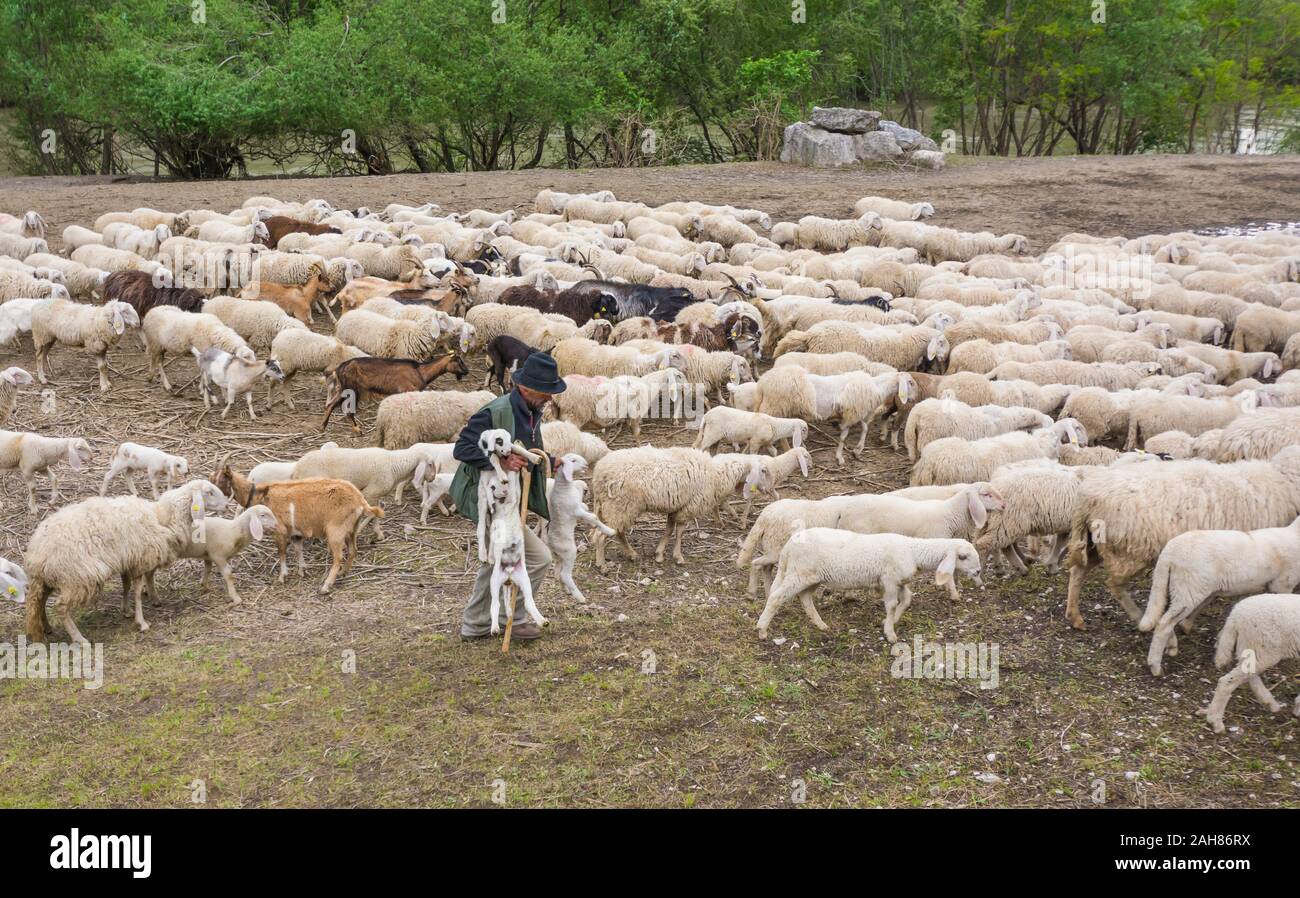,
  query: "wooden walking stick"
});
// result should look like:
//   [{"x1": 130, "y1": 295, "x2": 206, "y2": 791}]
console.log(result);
[{"x1": 502, "y1": 445, "x2": 549, "y2": 654}]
